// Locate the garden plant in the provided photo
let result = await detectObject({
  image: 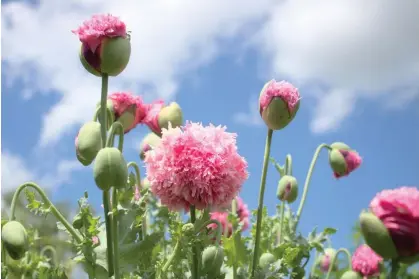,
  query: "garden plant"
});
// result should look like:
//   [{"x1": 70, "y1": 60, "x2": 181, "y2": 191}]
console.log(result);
[{"x1": 1, "y1": 14, "x2": 419, "y2": 279}]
